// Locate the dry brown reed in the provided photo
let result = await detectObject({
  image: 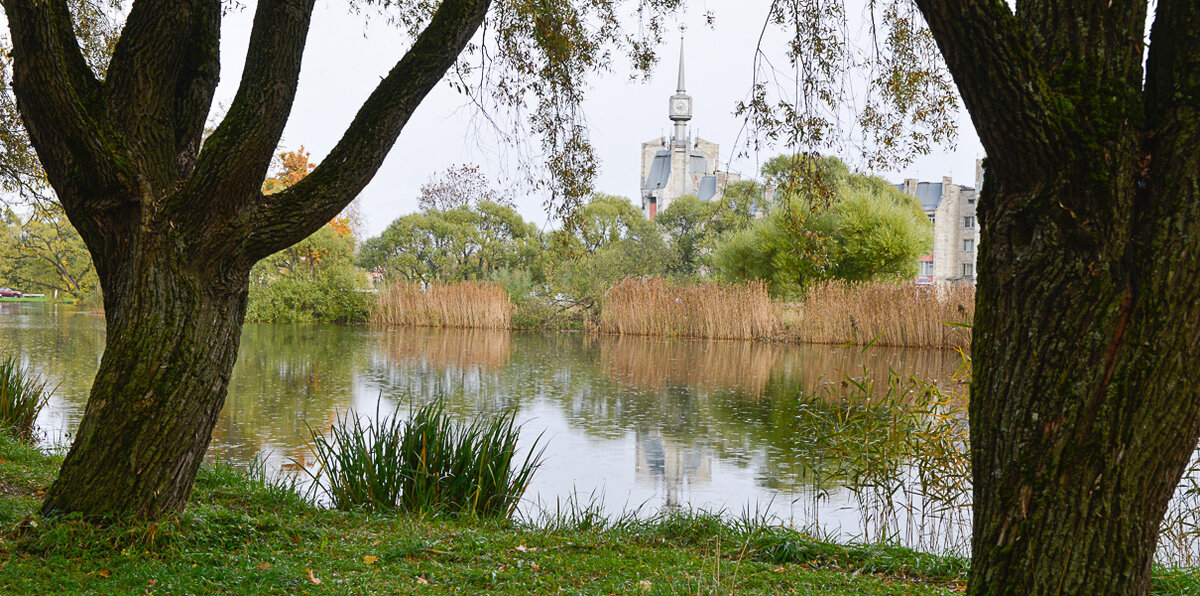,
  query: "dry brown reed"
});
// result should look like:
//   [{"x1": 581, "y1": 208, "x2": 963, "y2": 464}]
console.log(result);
[
  {"x1": 599, "y1": 278, "x2": 777, "y2": 340},
  {"x1": 372, "y1": 281, "x2": 512, "y2": 329},
  {"x1": 785, "y1": 281, "x2": 974, "y2": 349}
]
